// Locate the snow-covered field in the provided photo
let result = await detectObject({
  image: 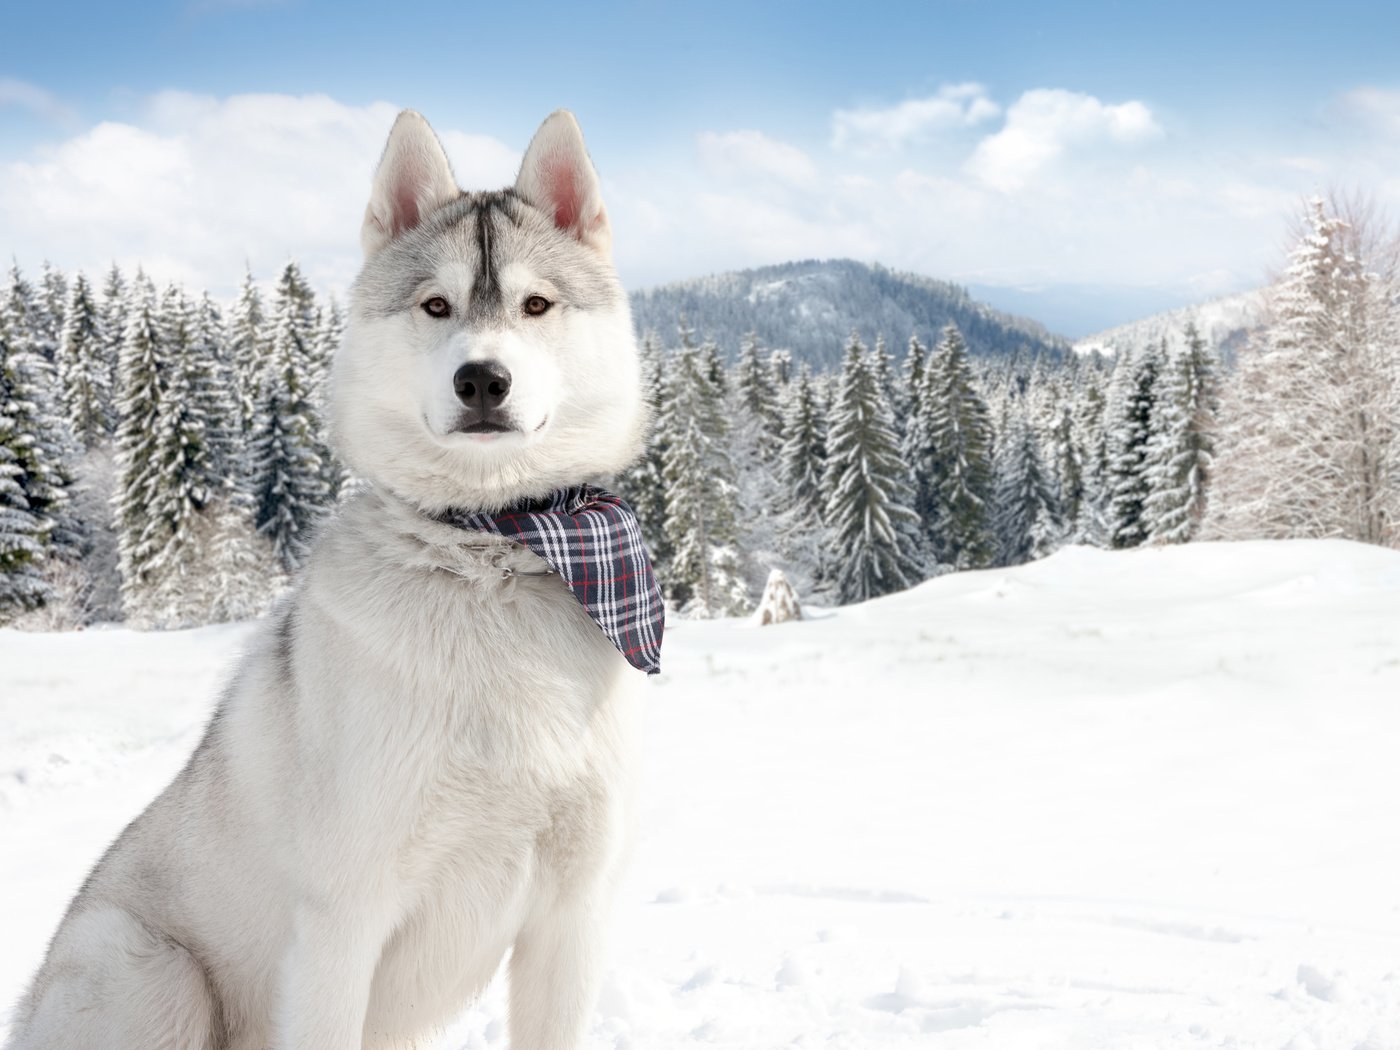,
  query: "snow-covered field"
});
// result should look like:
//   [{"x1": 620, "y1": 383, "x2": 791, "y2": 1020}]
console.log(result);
[{"x1": 4, "y1": 539, "x2": 1400, "y2": 1048}]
